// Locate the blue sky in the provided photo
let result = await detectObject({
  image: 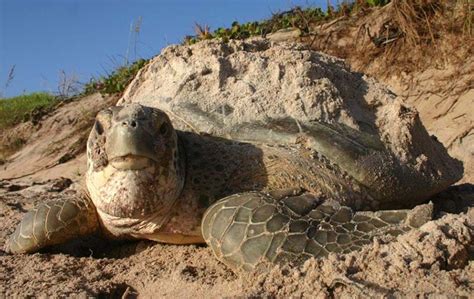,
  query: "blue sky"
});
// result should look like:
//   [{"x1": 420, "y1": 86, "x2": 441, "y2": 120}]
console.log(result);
[{"x1": 0, "y1": 0, "x2": 328, "y2": 97}]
